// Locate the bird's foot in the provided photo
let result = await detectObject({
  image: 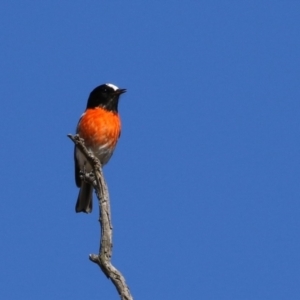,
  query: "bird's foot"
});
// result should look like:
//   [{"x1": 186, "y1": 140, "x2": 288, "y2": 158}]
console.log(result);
[{"x1": 79, "y1": 170, "x2": 96, "y2": 185}]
